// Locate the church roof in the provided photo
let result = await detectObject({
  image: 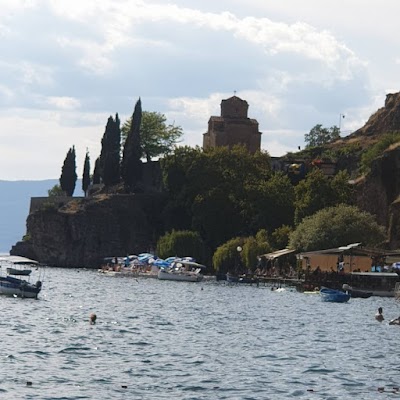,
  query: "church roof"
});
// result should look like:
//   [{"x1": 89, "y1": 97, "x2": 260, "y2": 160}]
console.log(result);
[{"x1": 223, "y1": 95, "x2": 247, "y2": 103}]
